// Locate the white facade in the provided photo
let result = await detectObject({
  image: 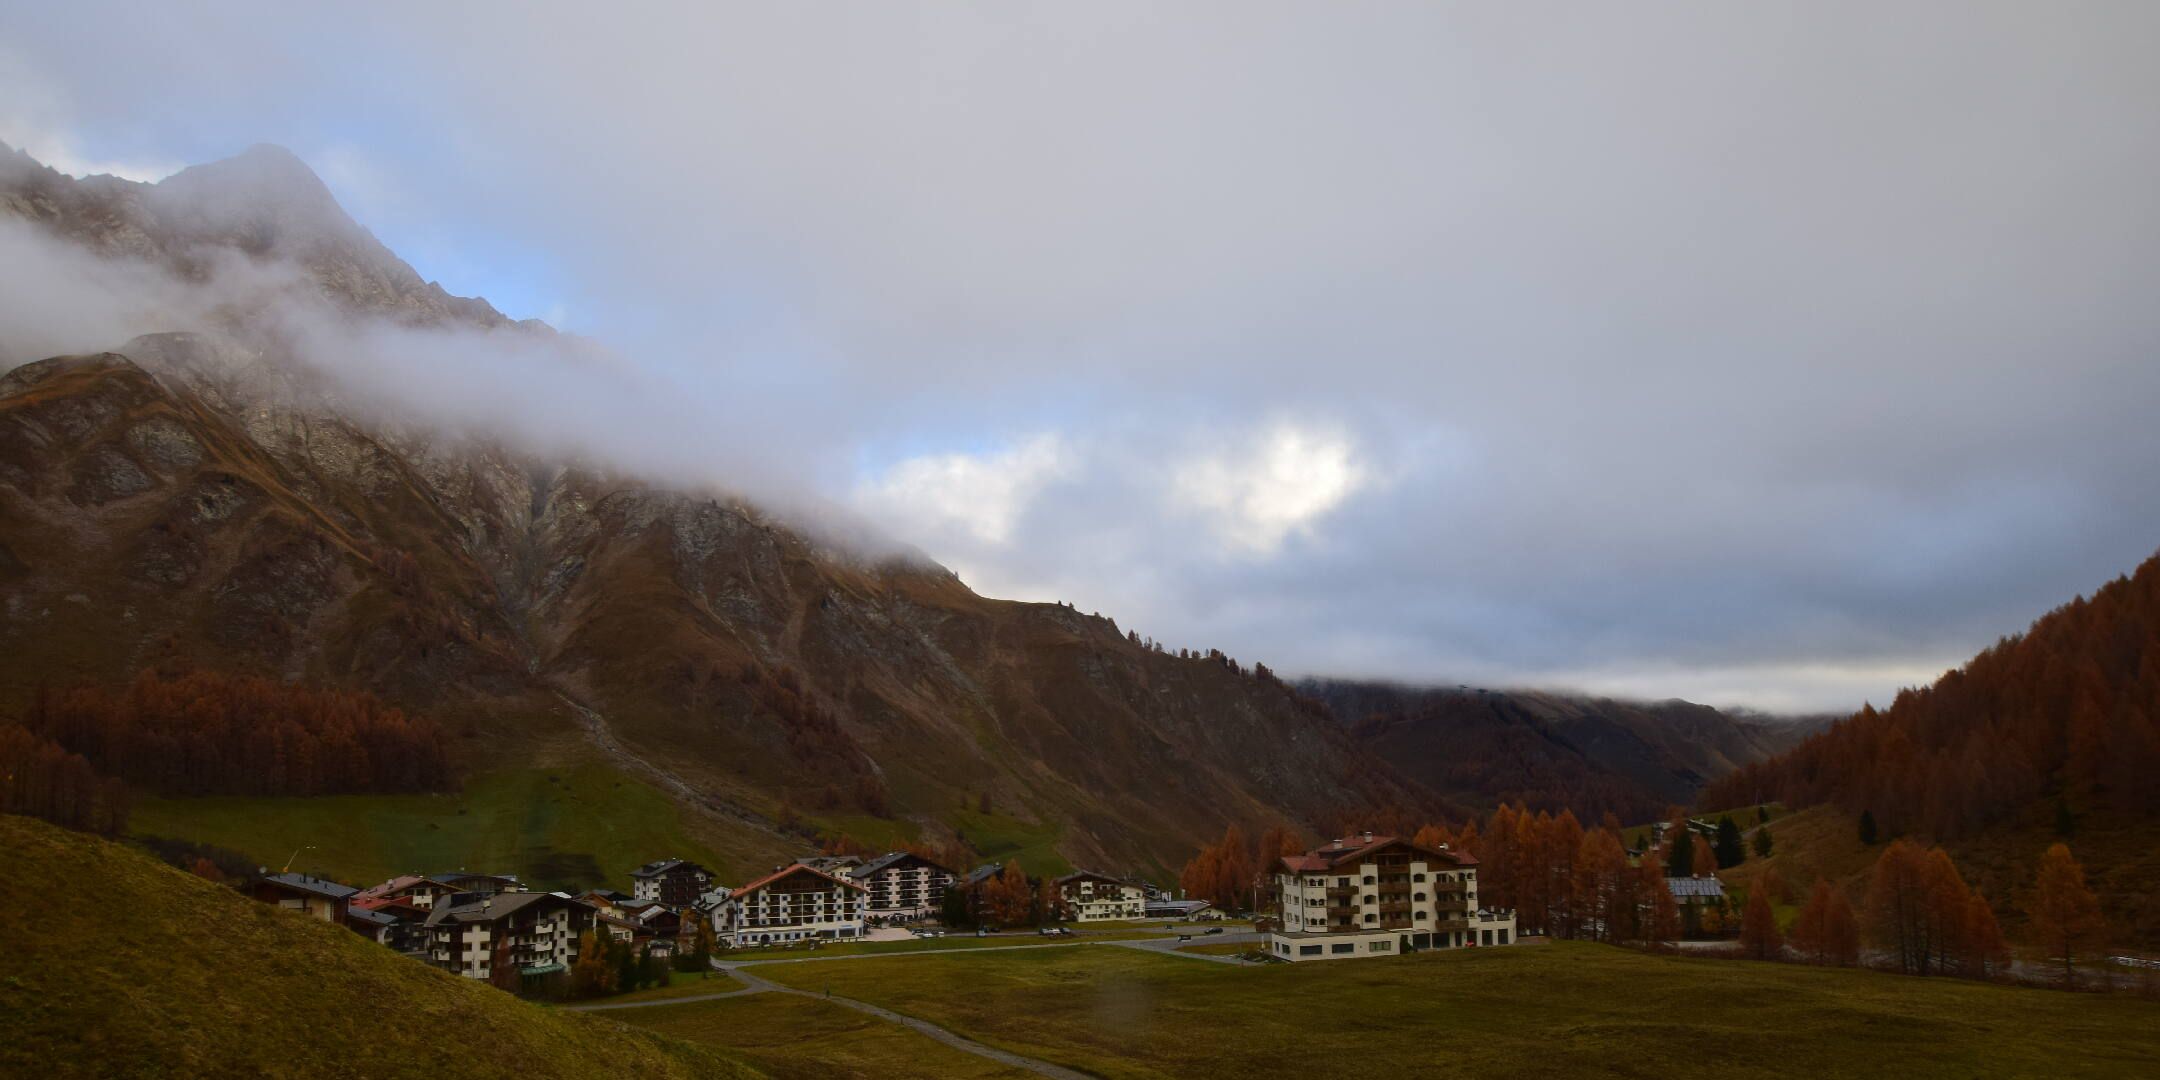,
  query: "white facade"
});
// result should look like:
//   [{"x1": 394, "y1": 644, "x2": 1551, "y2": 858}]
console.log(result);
[
  {"x1": 1059, "y1": 873, "x2": 1145, "y2": 922},
  {"x1": 852, "y1": 854, "x2": 956, "y2": 916},
  {"x1": 1267, "y1": 835, "x2": 1516, "y2": 962},
  {"x1": 425, "y1": 899, "x2": 585, "y2": 980},
  {"x1": 716, "y1": 865, "x2": 867, "y2": 947}
]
